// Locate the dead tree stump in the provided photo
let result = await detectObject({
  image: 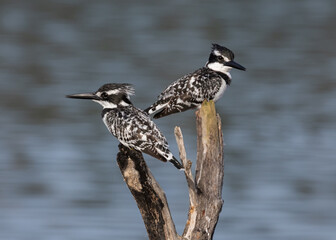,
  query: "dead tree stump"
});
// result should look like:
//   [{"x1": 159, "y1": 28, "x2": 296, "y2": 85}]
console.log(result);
[{"x1": 116, "y1": 100, "x2": 224, "y2": 240}]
